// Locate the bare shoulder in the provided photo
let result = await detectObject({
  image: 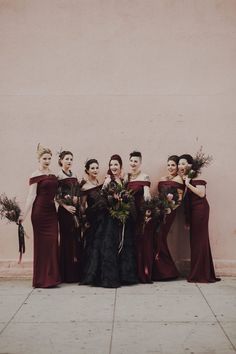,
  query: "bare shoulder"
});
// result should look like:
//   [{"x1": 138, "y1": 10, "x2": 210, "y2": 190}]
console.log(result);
[
  {"x1": 173, "y1": 175, "x2": 183, "y2": 184},
  {"x1": 103, "y1": 175, "x2": 111, "y2": 184},
  {"x1": 81, "y1": 181, "x2": 90, "y2": 191},
  {"x1": 57, "y1": 170, "x2": 64, "y2": 180},
  {"x1": 31, "y1": 170, "x2": 41, "y2": 178},
  {"x1": 123, "y1": 173, "x2": 129, "y2": 182},
  {"x1": 142, "y1": 173, "x2": 150, "y2": 182}
]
